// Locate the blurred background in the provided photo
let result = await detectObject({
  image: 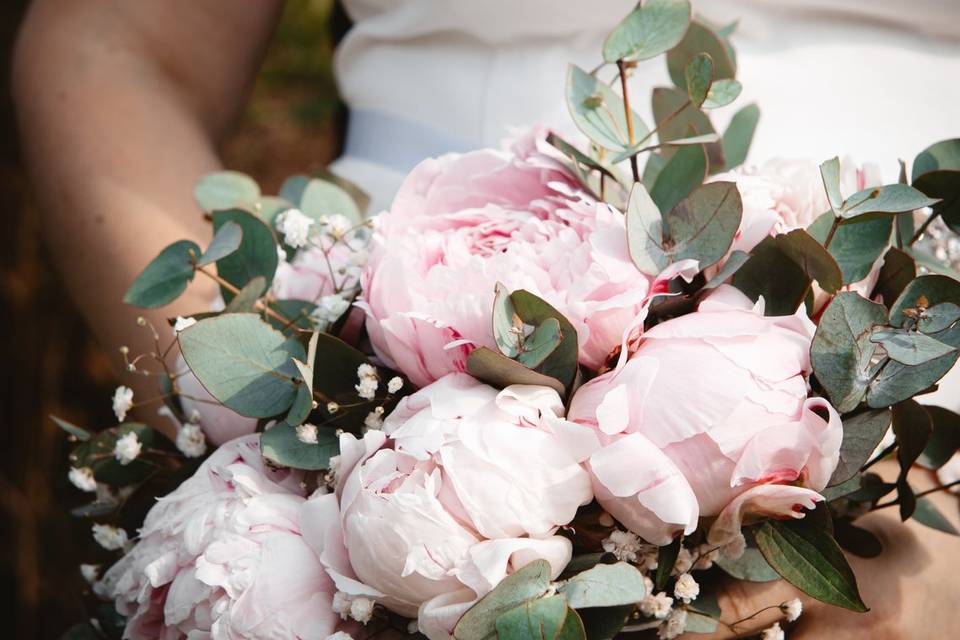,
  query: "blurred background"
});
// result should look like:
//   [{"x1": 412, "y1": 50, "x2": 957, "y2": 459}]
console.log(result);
[{"x1": 0, "y1": 1, "x2": 342, "y2": 636}]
